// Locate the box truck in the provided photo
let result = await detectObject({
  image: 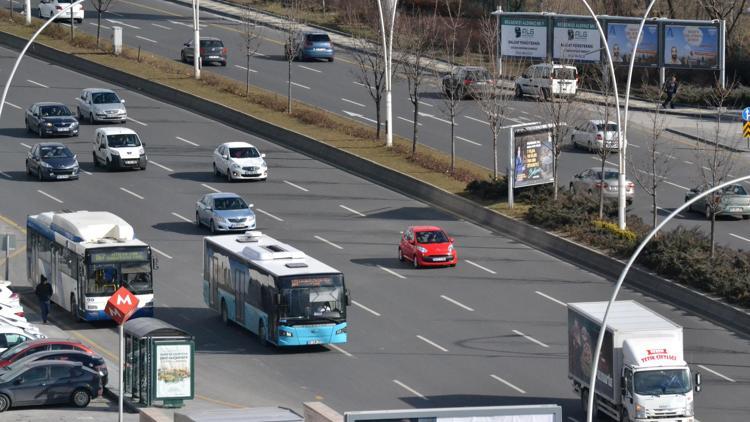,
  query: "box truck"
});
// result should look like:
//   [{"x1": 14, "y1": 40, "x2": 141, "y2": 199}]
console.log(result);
[{"x1": 568, "y1": 301, "x2": 701, "y2": 421}]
